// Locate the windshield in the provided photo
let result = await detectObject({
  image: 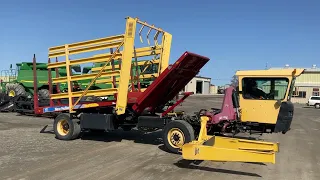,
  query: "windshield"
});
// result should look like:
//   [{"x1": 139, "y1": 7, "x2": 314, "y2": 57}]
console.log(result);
[
  {"x1": 242, "y1": 77, "x2": 289, "y2": 100},
  {"x1": 287, "y1": 77, "x2": 296, "y2": 101}
]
